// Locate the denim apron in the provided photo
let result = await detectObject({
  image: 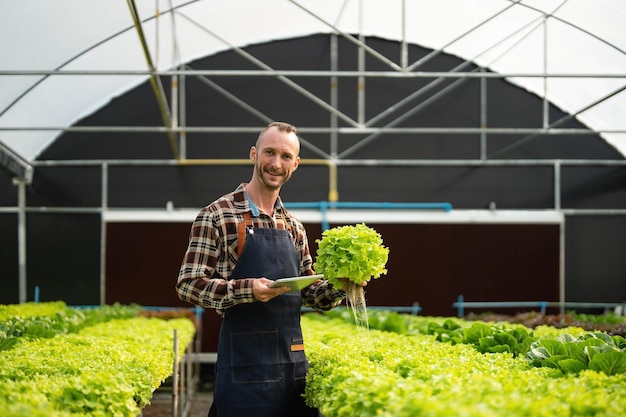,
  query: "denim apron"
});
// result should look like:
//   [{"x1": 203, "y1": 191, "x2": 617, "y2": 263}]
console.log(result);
[{"x1": 209, "y1": 219, "x2": 318, "y2": 417}]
